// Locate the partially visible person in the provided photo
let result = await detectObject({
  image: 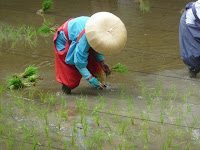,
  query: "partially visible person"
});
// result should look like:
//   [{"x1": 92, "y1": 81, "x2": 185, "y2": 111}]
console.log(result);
[
  {"x1": 179, "y1": 0, "x2": 200, "y2": 78},
  {"x1": 53, "y1": 12, "x2": 127, "y2": 94}
]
